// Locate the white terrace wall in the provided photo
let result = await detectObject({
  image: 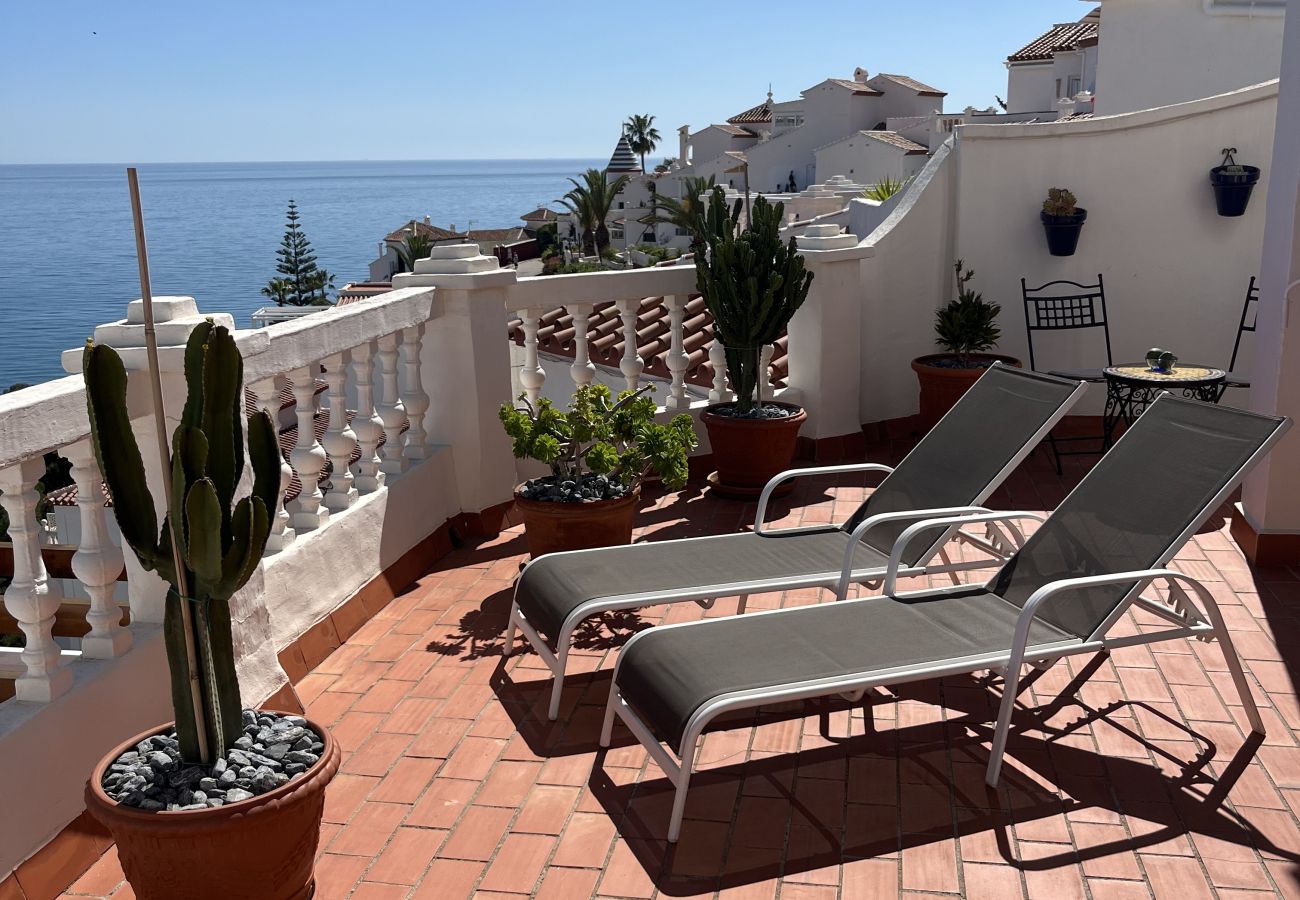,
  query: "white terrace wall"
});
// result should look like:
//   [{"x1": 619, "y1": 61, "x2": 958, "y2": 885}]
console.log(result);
[
  {"x1": 1093, "y1": 0, "x2": 1285, "y2": 116},
  {"x1": 953, "y1": 81, "x2": 1278, "y2": 413}
]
